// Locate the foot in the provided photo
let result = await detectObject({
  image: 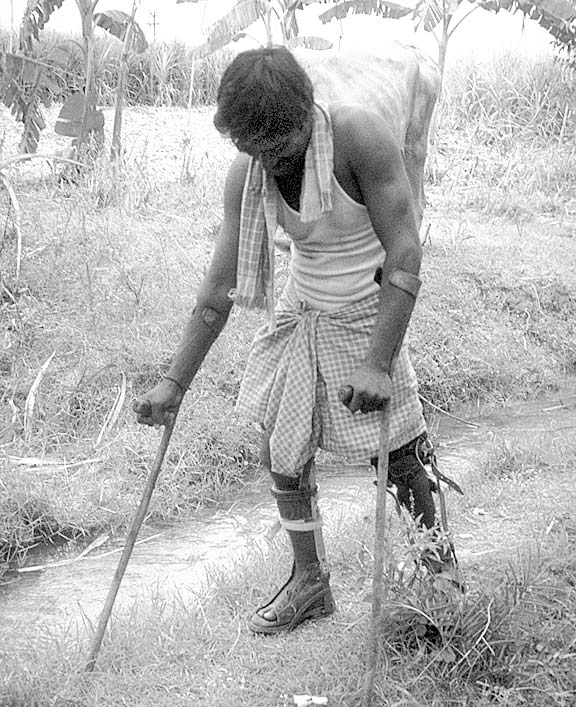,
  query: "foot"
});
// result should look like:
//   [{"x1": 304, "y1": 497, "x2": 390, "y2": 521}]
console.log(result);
[{"x1": 249, "y1": 562, "x2": 335, "y2": 635}]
